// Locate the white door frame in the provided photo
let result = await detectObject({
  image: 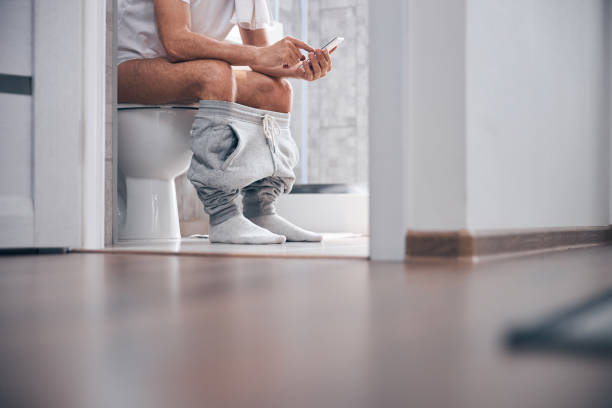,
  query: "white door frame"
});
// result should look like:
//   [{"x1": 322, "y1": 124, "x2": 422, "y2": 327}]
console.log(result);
[
  {"x1": 368, "y1": 0, "x2": 469, "y2": 261},
  {"x1": 33, "y1": 0, "x2": 105, "y2": 249},
  {"x1": 91, "y1": 0, "x2": 411, "y2": 257},
  {"x1": 368, "y1": 0, "x2": 411, "y2": 261},
  {"x1": 81, "y1": 0, "x2": 107, "y2": 249}
]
